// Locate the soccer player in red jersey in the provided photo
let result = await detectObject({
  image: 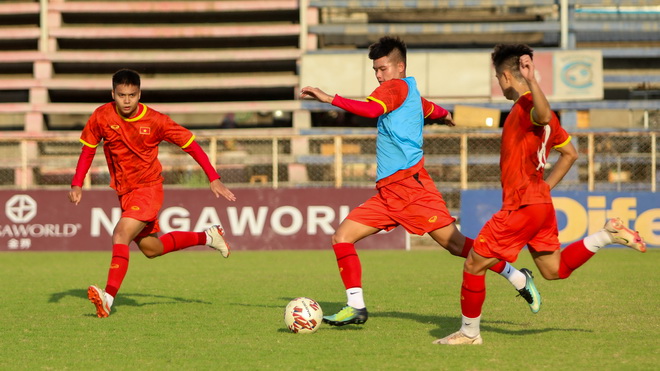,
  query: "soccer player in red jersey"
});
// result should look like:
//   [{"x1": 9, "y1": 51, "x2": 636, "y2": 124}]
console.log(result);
[
  {"x1": 68, "y1": 69, "x2": 236, "y2": 318},
  {"x1": 435, "y1": 44, "x2": 647, "y2": 345},
  {"x1": 301, "y1": 36, "x2": 538, "y2": 327}
]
